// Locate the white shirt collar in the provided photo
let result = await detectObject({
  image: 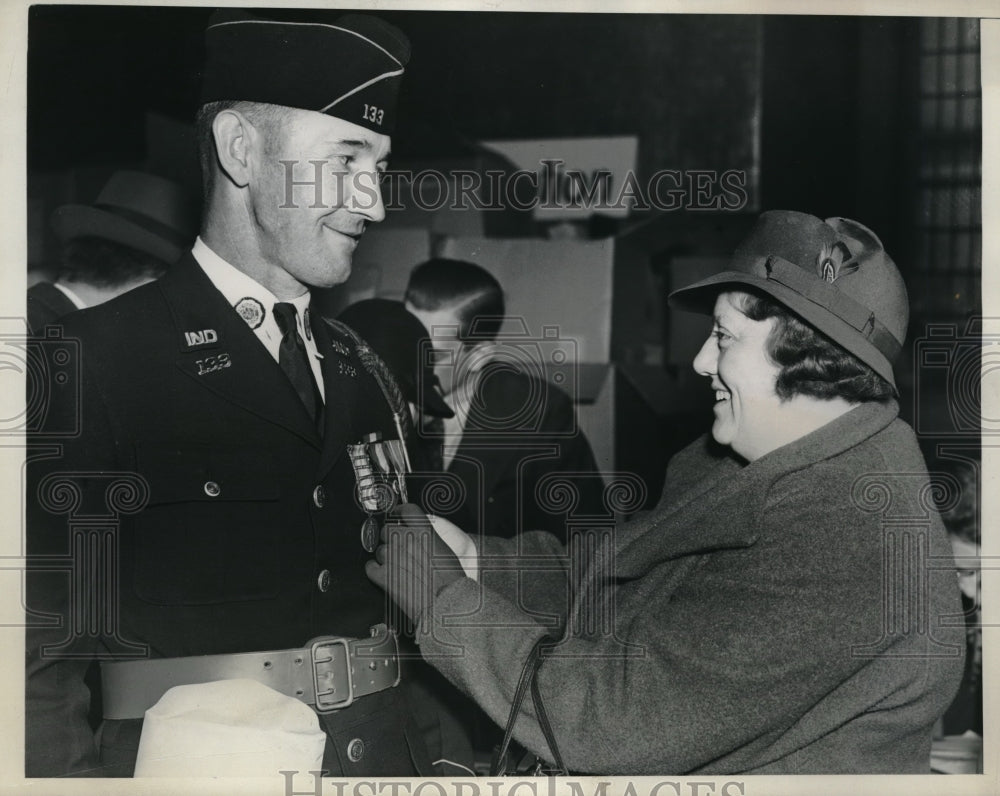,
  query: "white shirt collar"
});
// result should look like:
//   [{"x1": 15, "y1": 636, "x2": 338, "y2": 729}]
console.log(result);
[
  {"x1": 193, "y1": 237, "x2": 311, "y2": 311},
  {"x1": 191, "y1": 237, "x2": 325, "y2": 399},
  {"x1": 52, "y1": 281, "x2": 87, "y2": 310}
]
